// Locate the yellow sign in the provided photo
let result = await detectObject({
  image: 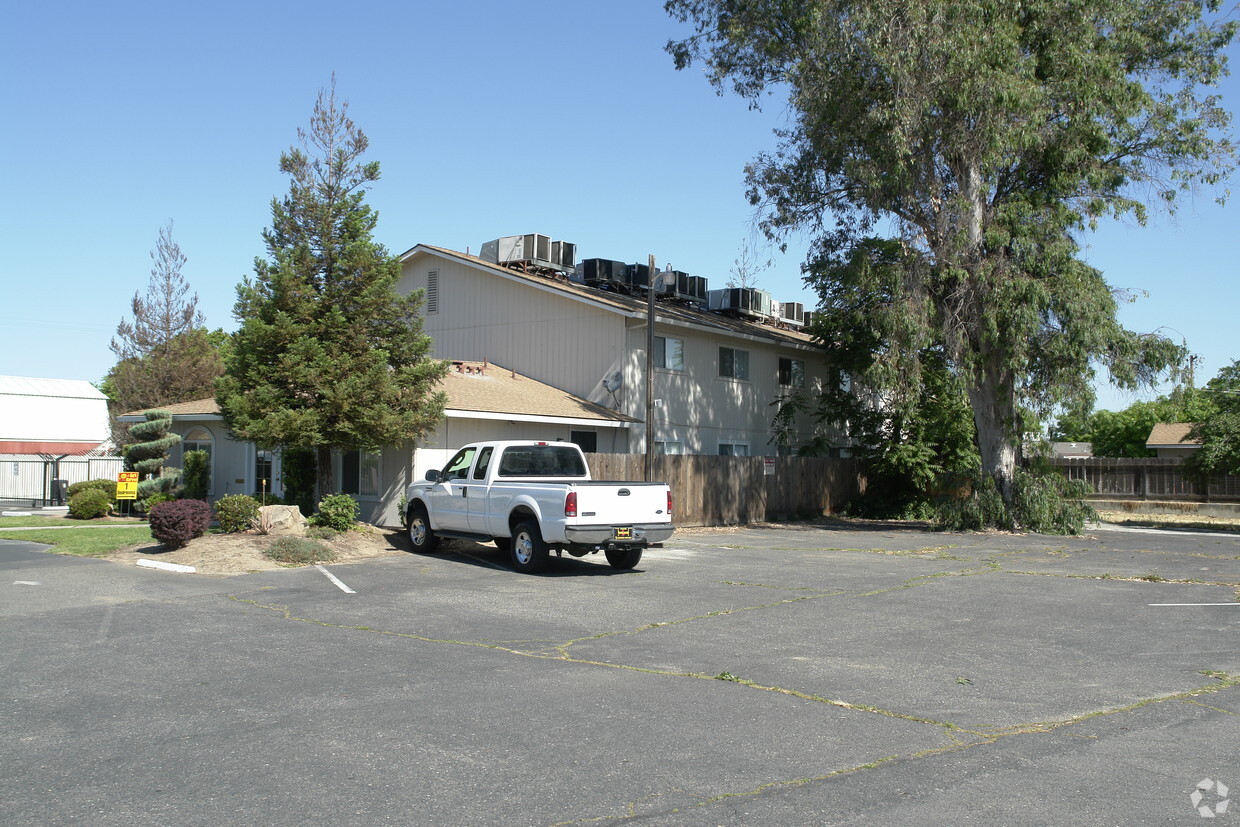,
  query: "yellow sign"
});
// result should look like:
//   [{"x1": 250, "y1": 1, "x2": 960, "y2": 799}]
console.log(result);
[{"x1": 116, "y1": 471, "x2": 139, "y2": 500}]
